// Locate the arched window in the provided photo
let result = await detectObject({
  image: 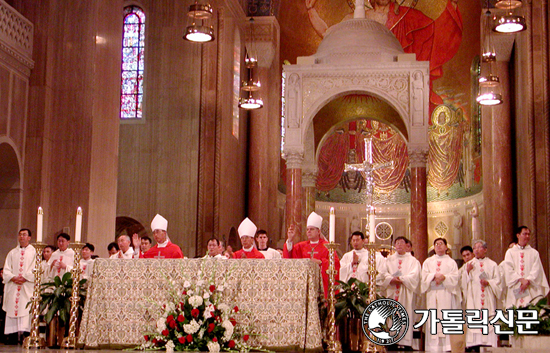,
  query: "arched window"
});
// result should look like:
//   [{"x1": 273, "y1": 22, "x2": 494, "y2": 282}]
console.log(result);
[{"x1": 120, "y1": 6, "x2": 146, "y2": 119}]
